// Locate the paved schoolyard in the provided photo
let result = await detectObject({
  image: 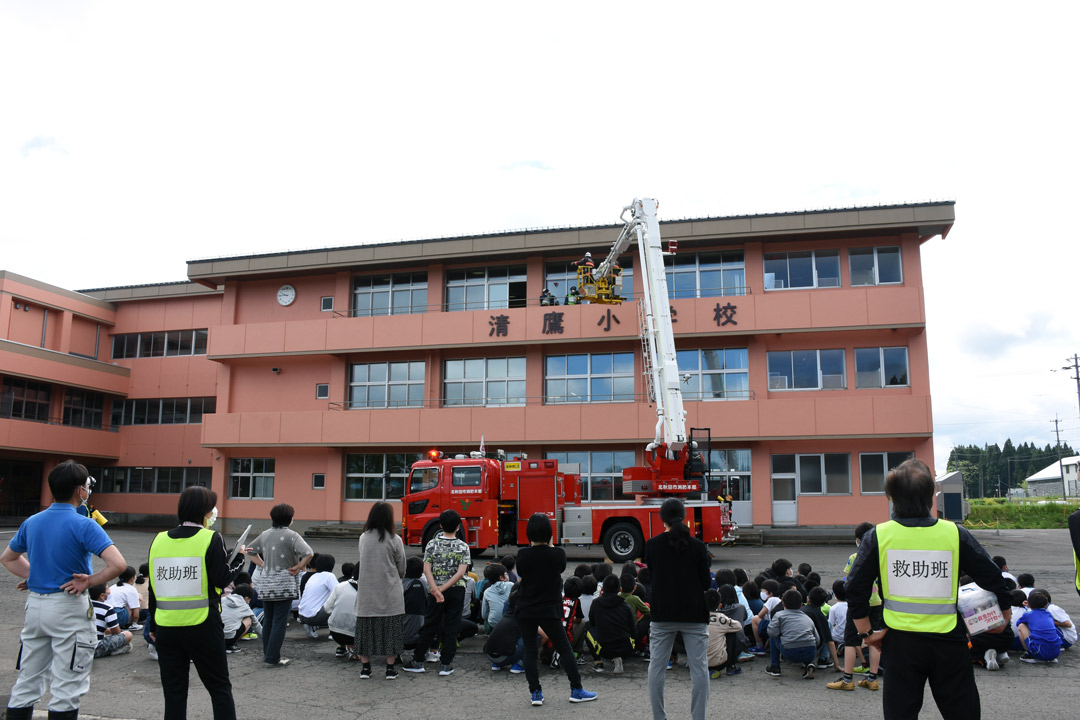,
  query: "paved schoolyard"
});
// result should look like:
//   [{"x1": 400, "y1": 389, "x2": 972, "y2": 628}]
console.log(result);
[{"x1": 0, "y1": 526, "x2": 1076, "y2": 719}]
